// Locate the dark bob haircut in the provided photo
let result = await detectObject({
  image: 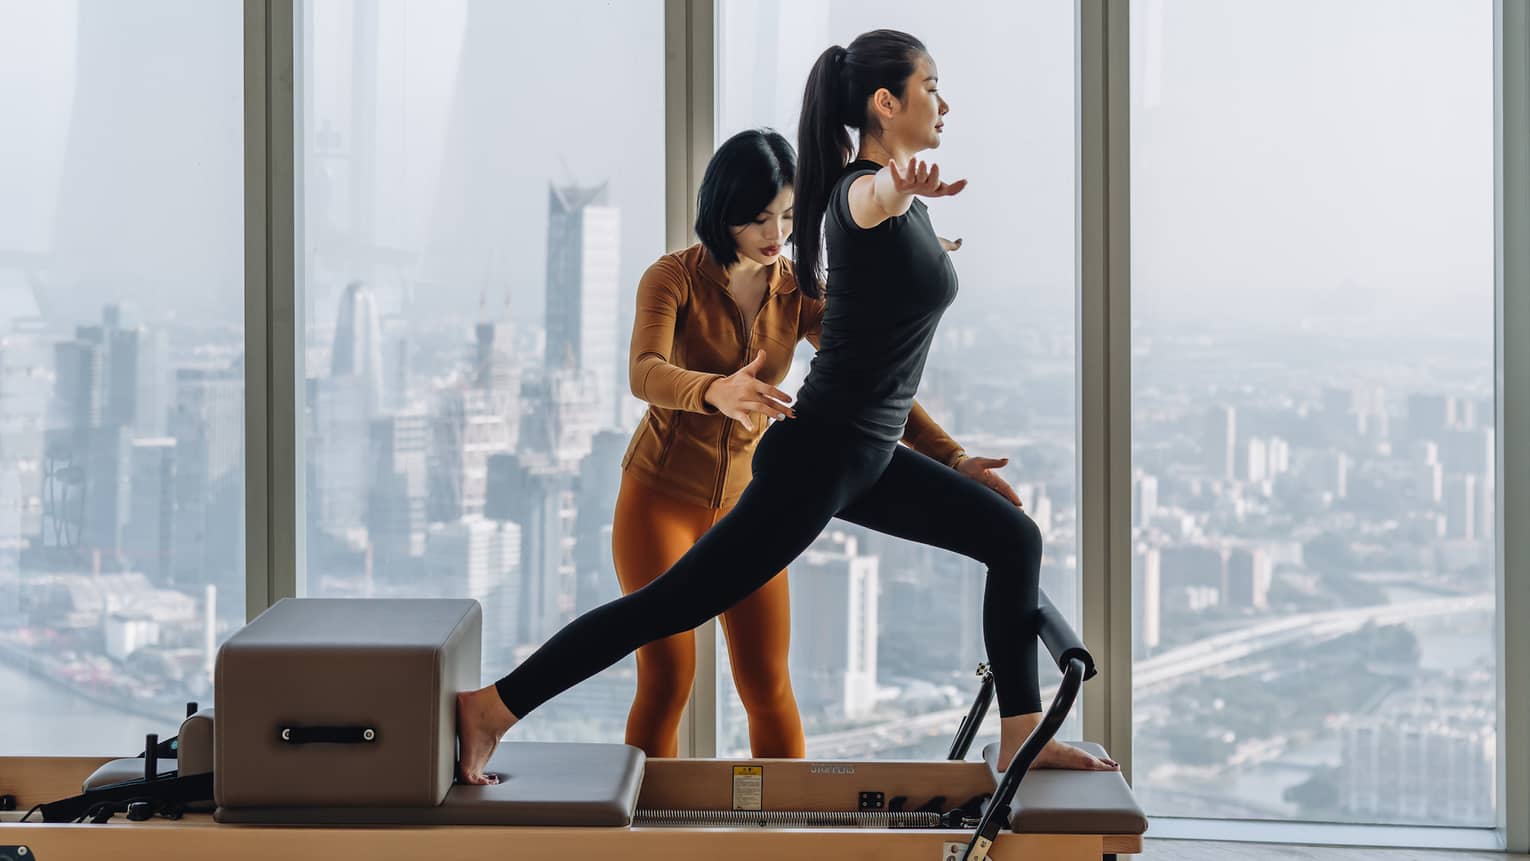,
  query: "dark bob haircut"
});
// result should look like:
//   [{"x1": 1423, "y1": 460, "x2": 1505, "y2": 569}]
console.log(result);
[{"x1": 694, "y1": 128, "x2": 796, "y2": 268}]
